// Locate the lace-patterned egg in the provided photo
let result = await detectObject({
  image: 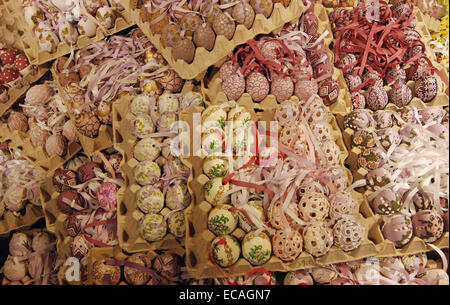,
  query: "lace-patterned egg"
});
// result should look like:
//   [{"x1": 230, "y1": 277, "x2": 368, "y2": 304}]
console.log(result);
[
  {"x1": 382, "y1": 214, "x2": 413, "y2": 248},
  {"x1": 272, "y1": 229, "x2": 303, "y2": 262},
  {"x1": 323, "y1": 166, "x2": 348, "y2": 192},
  {"x1": 298, "y1": 192, "x2": 330, "y2": 222},
  {"x1": 275, "y1": 100, "x2": 300, "y2": 127},
  {"x1": 319, "y1": 140, "x2": 341, "y2": 167},
  {"x1": 333, "y1": 215, "x2": 365, "y2": 252},
  {"x1": 302, "y1": 222, "x2": 333, "y2": 257},
  {"x1": 329, "y1": 191, "x2": 357, "y2": 219},
  {"x1": 310, "y1": 122, "x2": 333, "y2": 143}
]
